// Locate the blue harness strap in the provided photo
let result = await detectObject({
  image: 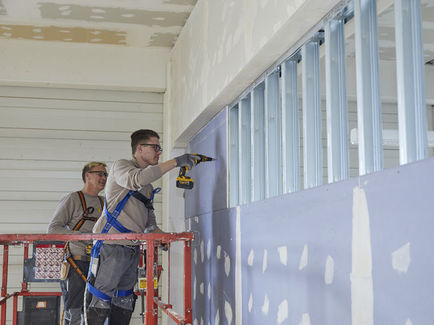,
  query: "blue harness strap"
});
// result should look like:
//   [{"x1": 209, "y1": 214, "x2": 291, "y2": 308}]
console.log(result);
[
  {"x1": 87, "y1": 190, "x2": 136, "y2": 300},
  {"x1": 87, "y1": 188, "x2": 161, "y2": 301}
]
